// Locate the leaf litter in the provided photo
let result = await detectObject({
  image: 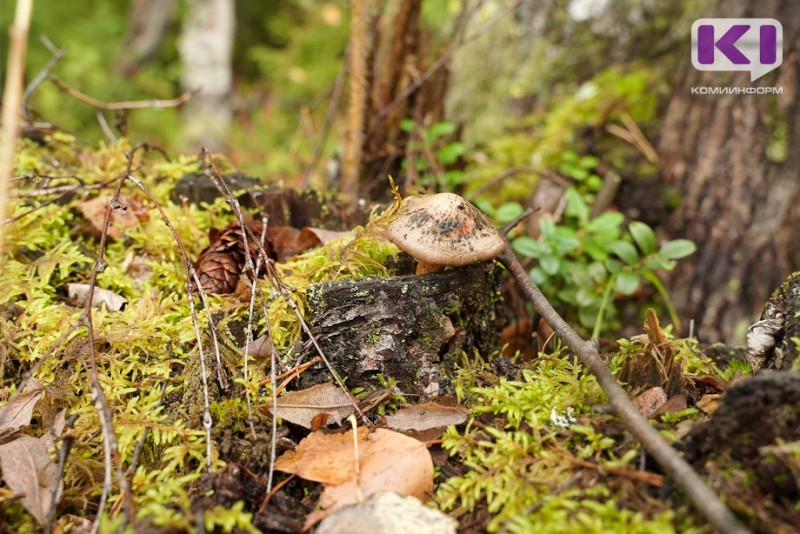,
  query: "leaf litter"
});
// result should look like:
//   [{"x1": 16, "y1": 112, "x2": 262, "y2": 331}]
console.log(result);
[{"x1": 274, "y1": 427, "x2": 434, "y2": 527}]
